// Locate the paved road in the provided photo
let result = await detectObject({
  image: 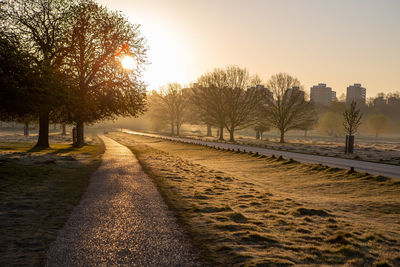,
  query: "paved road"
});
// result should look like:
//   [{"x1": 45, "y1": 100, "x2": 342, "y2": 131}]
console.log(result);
[
  {"x1": 123, "y1": 130, "x2": 400, "y2": 179},
  {"x1": 46, "y1": 135, "x2": 202, "y2": 266}
]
